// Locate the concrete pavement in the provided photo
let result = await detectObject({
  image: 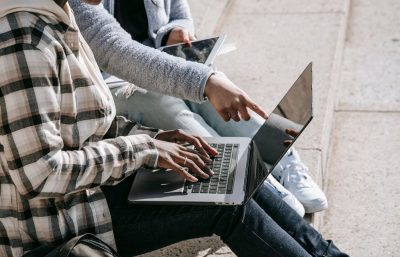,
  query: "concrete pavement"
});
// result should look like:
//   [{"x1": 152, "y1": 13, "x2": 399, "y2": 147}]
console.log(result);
[{"x1": 321, "y1": 0, "x2": 400, "y2": 256}]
